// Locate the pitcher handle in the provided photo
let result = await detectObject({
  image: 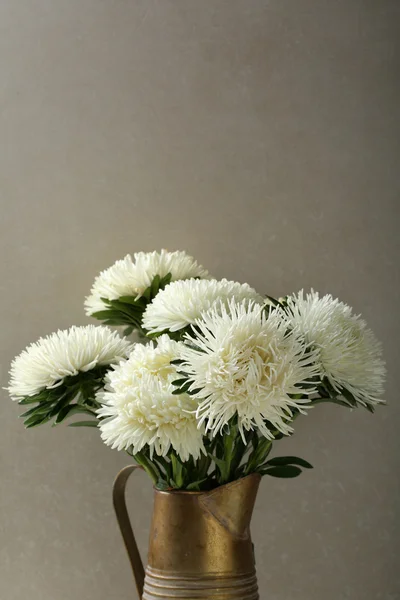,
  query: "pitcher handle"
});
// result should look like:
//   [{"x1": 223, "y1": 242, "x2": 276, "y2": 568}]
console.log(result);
[{"x1": 113, "y1": 465, "x2": 145, "y2": 600}]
